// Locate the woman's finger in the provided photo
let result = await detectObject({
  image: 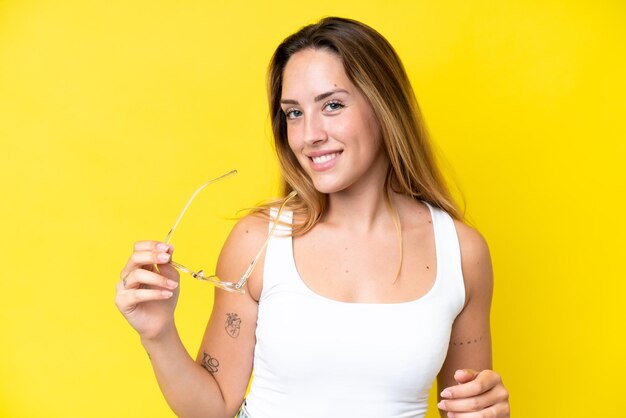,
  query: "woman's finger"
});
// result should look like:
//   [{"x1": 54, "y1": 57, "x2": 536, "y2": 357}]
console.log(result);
[
  {"x1": 133, "y1": 240, "x2": 173, "y2": 253},
  {"x1": 120, "y1": 249, "x2": 172, "y2": 280},
  {"x1": 438, "y1": 400, "x2": 510, "y2": 418},
  {"x1": 454, "y1": 369, "x2": 480, "y2": 384},
  {"x1": 441, "y1": 370, "x2": 501, "y2": 399},
  {"x1": 115, "y1": 287, "x2": 175, "y2": 314},
  {"x1": 121, "y1": 268, "x2": 179, "y2": 291},
  {"x1": 121, "y1": 241, "x2": 173, "y2": 274},
  {"x1": 154, "y1": 261, "x2": 179, "y2": 280},
  {"x1": 438, "y1": 386, "x2": 501, "y2": 413}
]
